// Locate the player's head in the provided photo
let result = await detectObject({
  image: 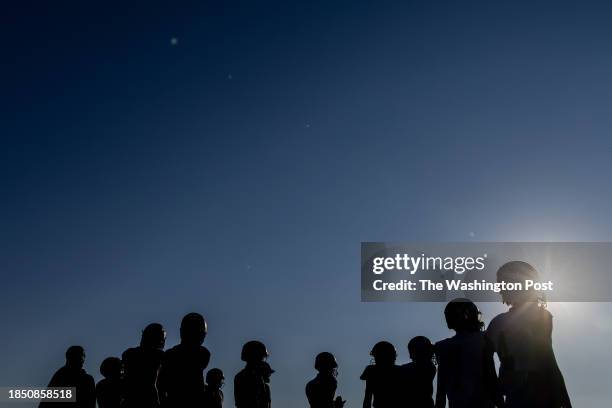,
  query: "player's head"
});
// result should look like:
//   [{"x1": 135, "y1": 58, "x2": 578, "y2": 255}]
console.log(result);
[
  {"x1": 497, "y1": 261, "x2": 543, "y2": 306},
  {"x1": 141, "y1": 323, "x2": 166, "y2": 349},
  {"x1": 65, "y1": 345, "x2": 85, "y2": 369},
  {"x1": 444, "y1": 298, "x2": 484, "y2": 332},
  {"x1": 206, "y1": 368, "x2": 224, "y2": 388},
  {"x1": 370, "y1": 341, "x2": 397, "y2": 365},
  {"x1": 407, "y1": 336, "x2": 434, "y2": 363},
  {"x1": 241, "y1": 340, "x2": 269, "y2": 363},
  {"x1": 100, "y1": 357, "x2": 123, "y2": 380},
  {"x1": 314, "y1": 352, "x2": 338, "y2": 375},
  {"x1": 180, "y1": 313, "x2": 207, "y2": 345}
]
